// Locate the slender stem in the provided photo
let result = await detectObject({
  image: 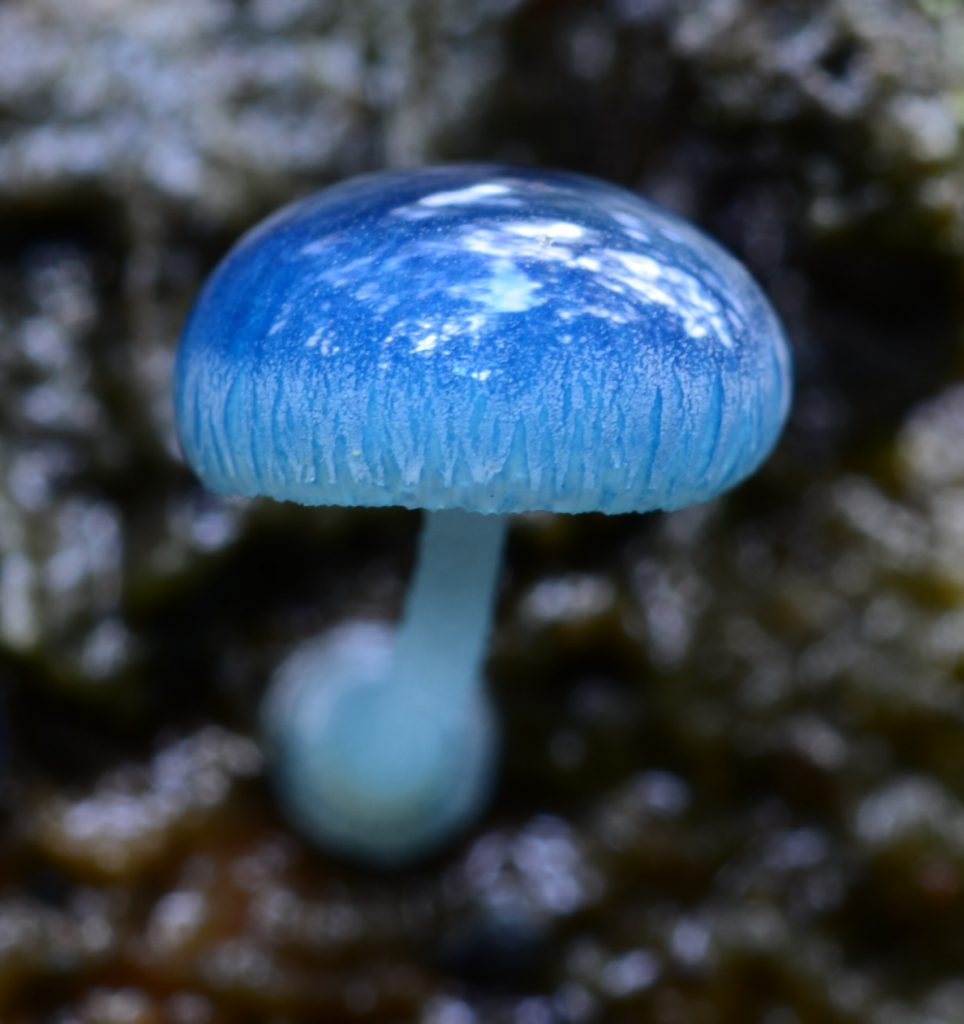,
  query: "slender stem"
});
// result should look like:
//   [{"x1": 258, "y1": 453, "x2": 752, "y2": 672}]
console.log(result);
[{"x1": 393, "y1": 509, "x2": 507, "y2": 702}]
